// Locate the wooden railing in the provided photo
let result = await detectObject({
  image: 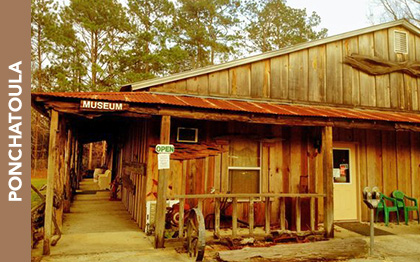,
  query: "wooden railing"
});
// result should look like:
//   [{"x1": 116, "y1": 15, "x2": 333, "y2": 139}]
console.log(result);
[{"x1": 167, "y1": 193, "x2": 326, "y2": 238}]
